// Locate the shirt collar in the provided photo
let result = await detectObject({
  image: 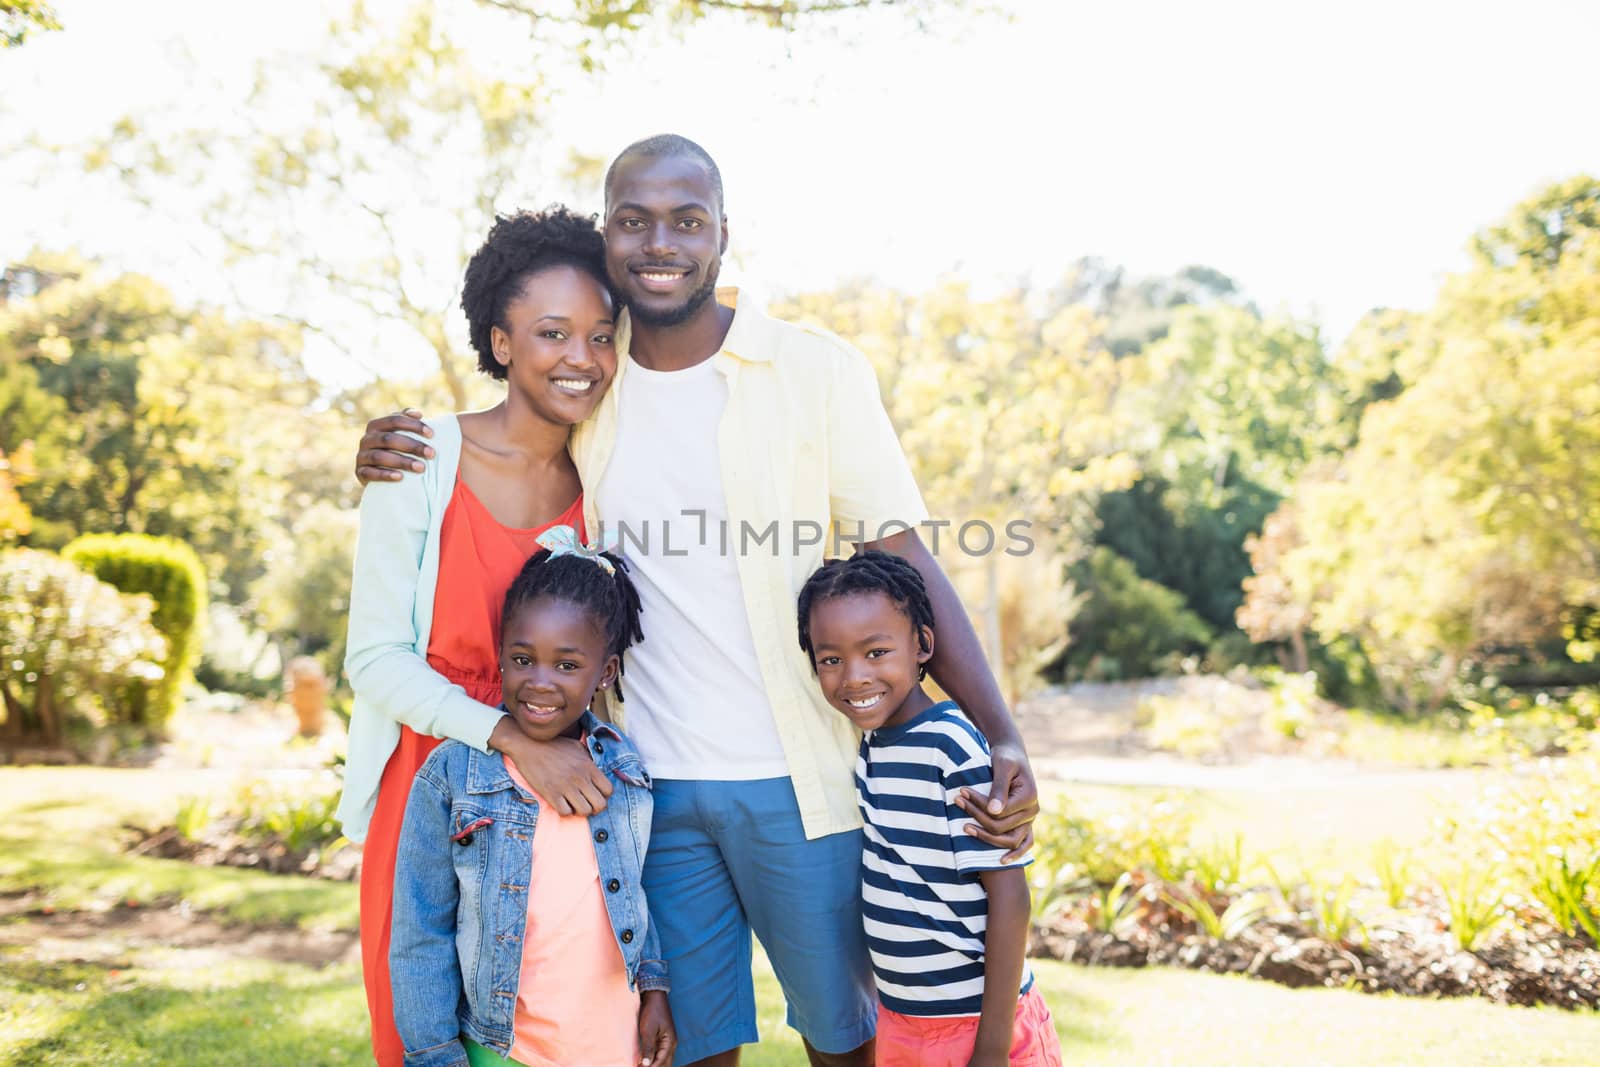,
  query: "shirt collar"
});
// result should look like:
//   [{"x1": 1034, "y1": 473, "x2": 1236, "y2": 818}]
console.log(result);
[{"x1": 714, "y1": 285, "x2": 777, "y2": 364}]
